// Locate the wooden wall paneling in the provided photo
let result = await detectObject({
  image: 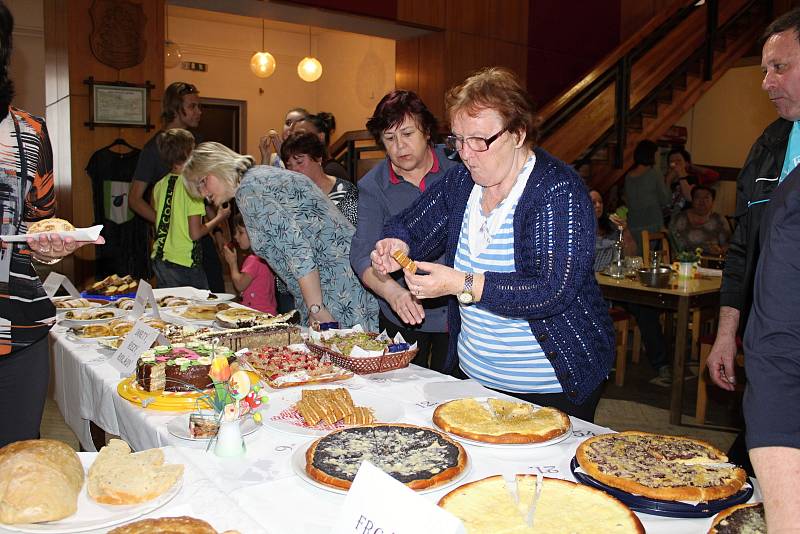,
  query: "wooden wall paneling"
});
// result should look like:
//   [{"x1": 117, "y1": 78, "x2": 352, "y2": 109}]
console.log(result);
[
  {"x1": 395, "y1": 38, "x2": 420, "y2": 93},
  {"x1": 281, "y1": 0, "x2": 398, "y2": 20},
  {"x1": 43, "y1": 0, "x2": 68, "y2": 108},
  {"x1": 487, "y1": 0, "x2": 528, "y2": 45},
  {"x1": 488, "y1": 40, "x2": 529, "y2": 85},
  {"x1": 44, "y1": 0, "x2": 165, "y2": 283},
  {"x1": 397, "y1": 0, "x2": 446, "y2": 28},
  {"x1": 417, "y1": 32, "x2": 447, "y2": 121},
  {"x1": 445, "y1": 32, "x2": 492, "y2": 90},
  {"x1": 445, "y1": 0, "x2": 488, "y2": 35}
]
